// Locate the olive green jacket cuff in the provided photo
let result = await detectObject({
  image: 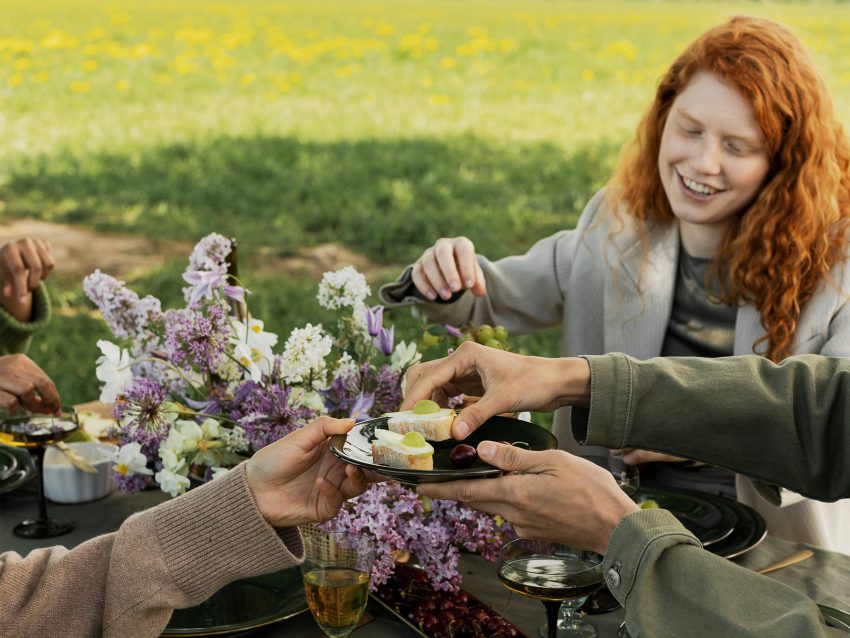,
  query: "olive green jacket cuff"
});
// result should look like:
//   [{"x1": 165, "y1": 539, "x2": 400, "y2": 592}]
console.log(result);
[{"x1": 0, "y1": 283, "x2": 51, "y2": 355}]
